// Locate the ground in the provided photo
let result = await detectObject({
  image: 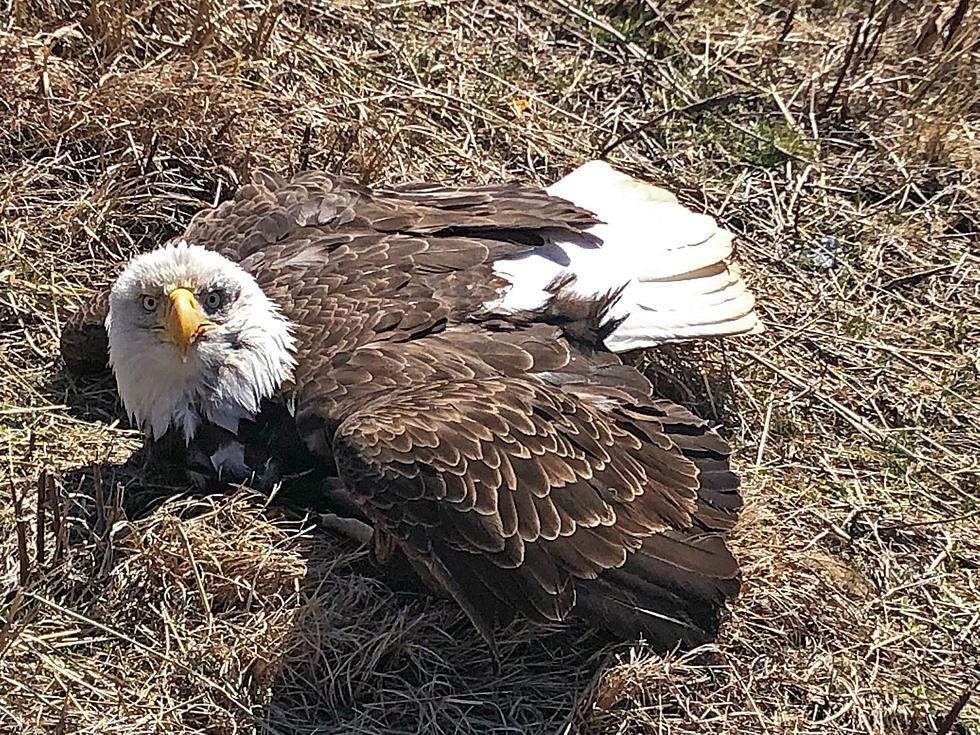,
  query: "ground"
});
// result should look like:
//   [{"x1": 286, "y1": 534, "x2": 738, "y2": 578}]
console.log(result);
[{"x1": 1, "y1": 0, "x2": 978, "y2": 733}]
